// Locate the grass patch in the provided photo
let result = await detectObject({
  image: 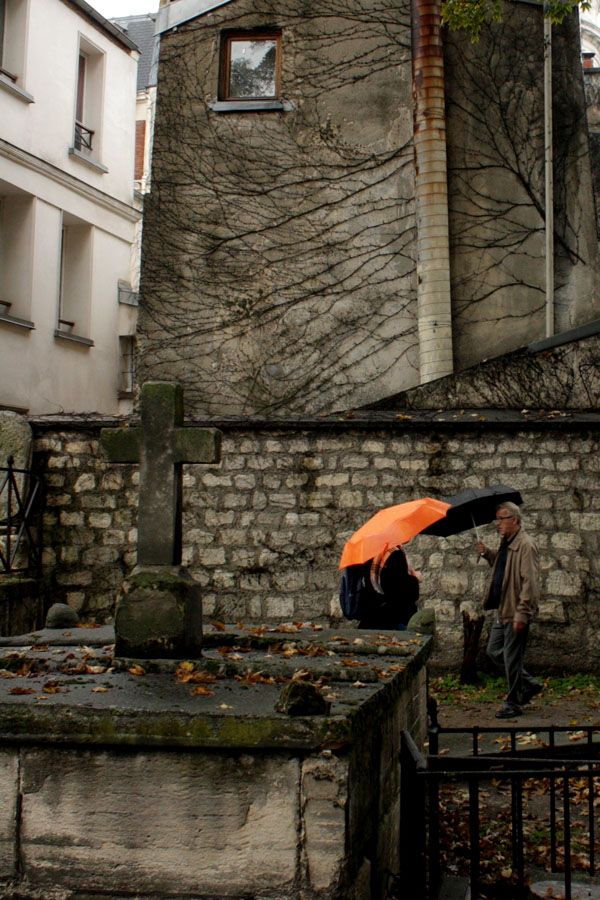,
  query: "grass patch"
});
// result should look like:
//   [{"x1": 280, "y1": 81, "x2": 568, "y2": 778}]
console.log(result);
[{"x1": 429, "y1": 673, "x2": 600, "y2": 706}]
